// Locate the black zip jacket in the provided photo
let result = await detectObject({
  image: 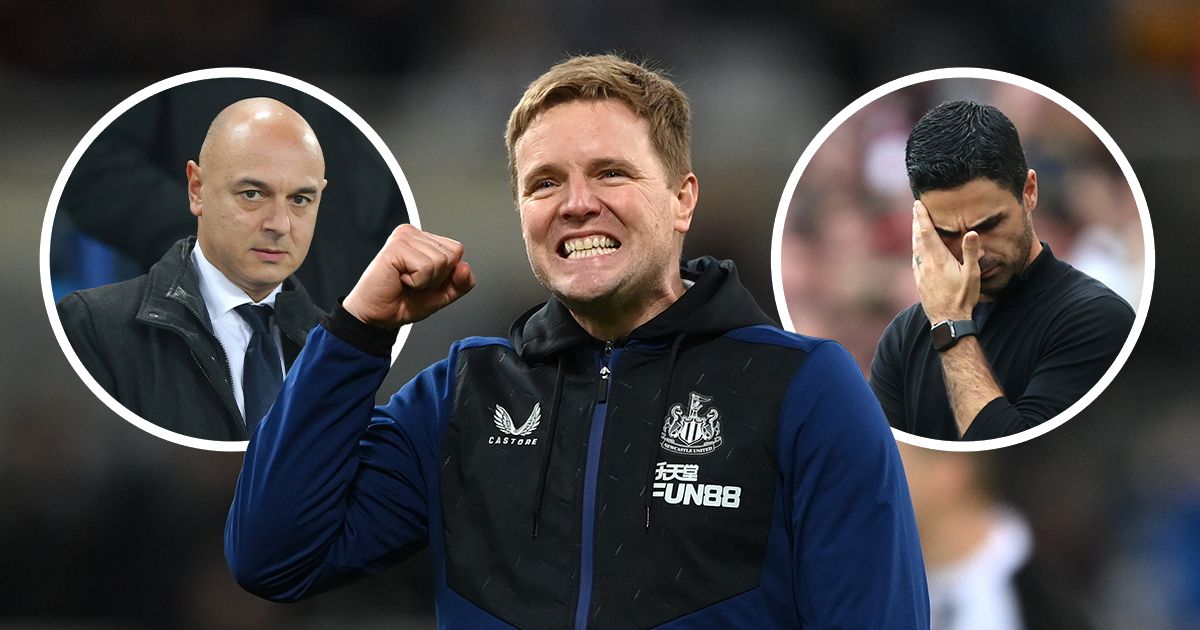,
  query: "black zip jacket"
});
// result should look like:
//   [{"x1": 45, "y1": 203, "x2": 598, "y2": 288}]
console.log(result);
[
  {"x1": 57, "y1": 237, "x2": 324, "y2": 441},
  {"x1": 227, "y1": 256, "x2": 930, "y2": 628}
]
